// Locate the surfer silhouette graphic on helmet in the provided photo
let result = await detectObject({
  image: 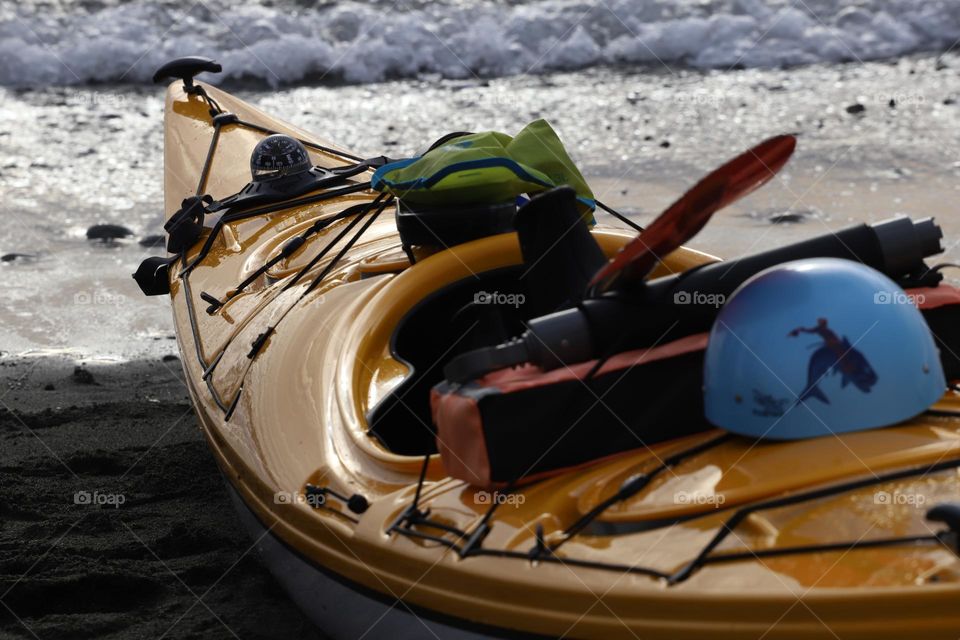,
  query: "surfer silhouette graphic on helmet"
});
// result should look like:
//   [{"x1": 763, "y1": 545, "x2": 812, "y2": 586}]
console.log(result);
[{"x1": 788, "y1": 318, "x2": 878, "y2": 405}]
